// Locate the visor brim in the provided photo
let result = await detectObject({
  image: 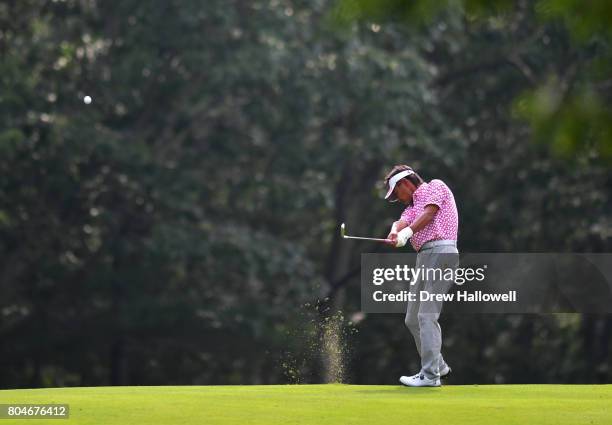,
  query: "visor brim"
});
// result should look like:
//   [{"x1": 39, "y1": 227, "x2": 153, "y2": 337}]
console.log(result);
[{"x1": 384, "y1": 185, "x2": 398, "y2": 202}]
